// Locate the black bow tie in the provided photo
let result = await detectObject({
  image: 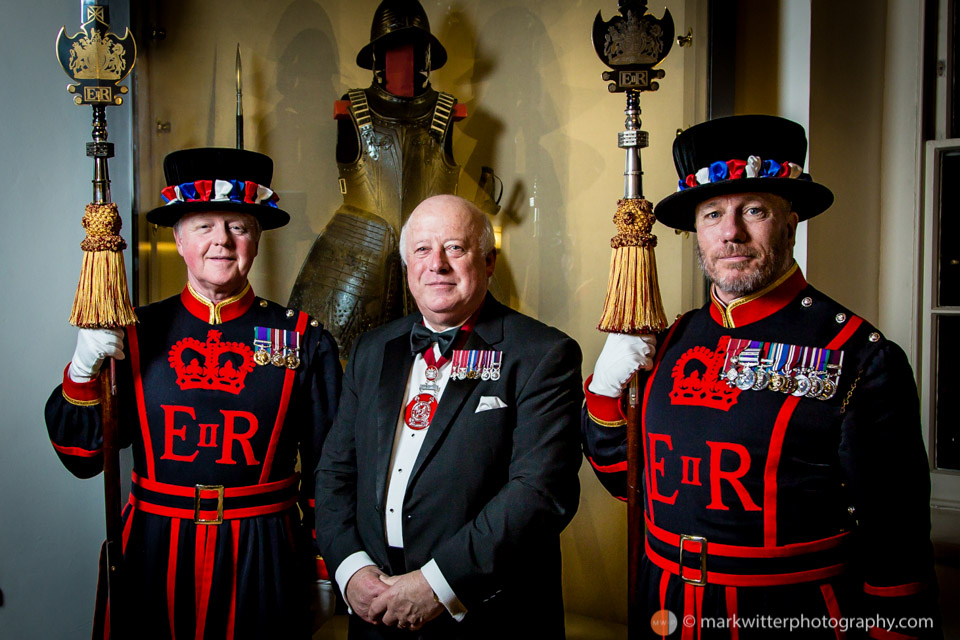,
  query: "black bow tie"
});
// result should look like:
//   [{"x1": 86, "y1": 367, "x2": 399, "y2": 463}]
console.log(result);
[{"x1": 410, "y1": 323, "x2": 460, "y2": 358}]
